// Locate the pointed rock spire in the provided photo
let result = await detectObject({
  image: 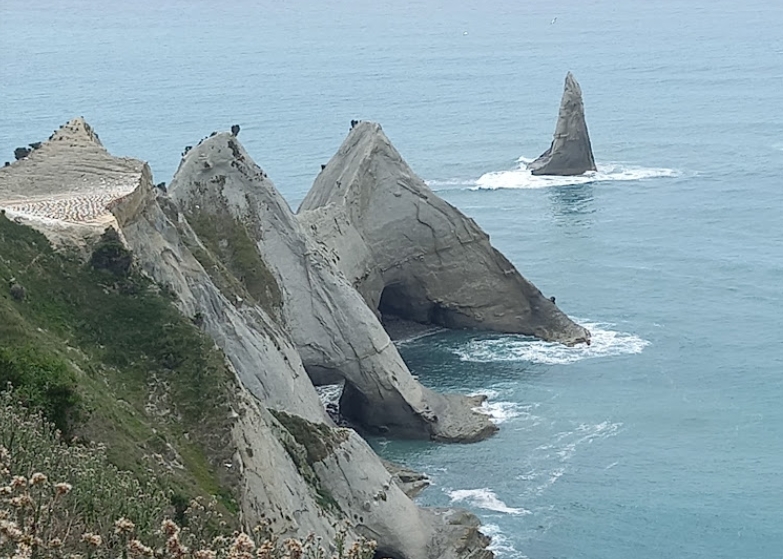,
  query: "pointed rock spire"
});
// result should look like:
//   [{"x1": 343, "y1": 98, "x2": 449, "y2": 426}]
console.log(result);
[
  {"x1": 528, "y1": 72, "x2": 597, "y2": 176},
  {"x1": 167, "y1": 130, "x2": 496, "y2": 442},
  {"x1": 299, "y1": 122, "x2": 591, "y2": 346}
]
